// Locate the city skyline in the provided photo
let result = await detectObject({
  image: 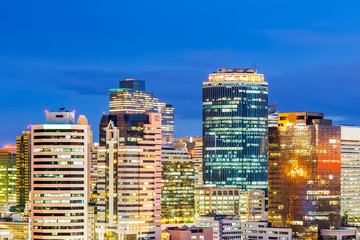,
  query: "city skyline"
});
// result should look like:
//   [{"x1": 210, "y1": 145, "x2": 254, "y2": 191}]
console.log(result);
[{"x1": 3, "y1": 1, "x2": 360, "y2": 145}]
